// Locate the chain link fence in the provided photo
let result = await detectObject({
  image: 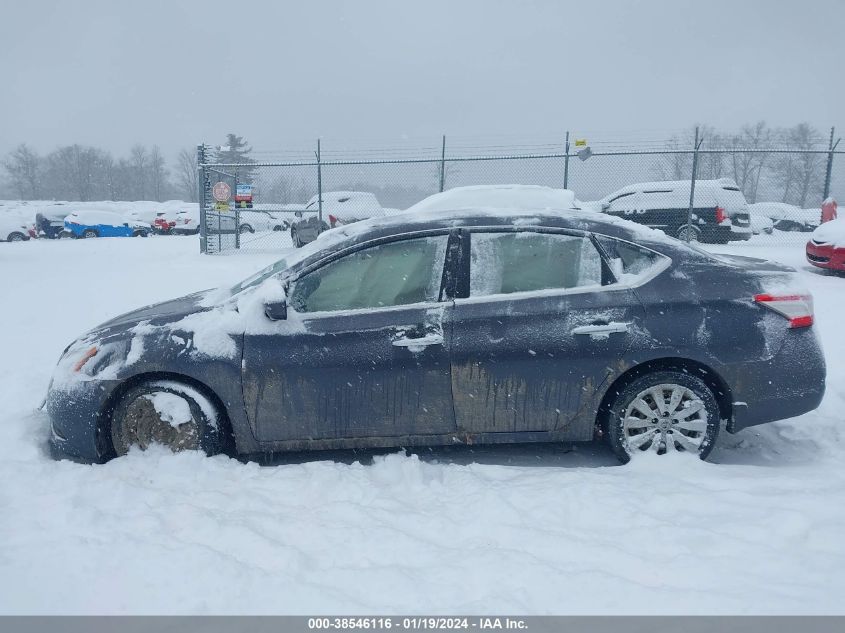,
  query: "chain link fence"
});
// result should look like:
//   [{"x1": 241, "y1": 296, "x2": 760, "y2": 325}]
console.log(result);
[{"x1": 198, "y1": 131, "x2": 843, "y2": 254}]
